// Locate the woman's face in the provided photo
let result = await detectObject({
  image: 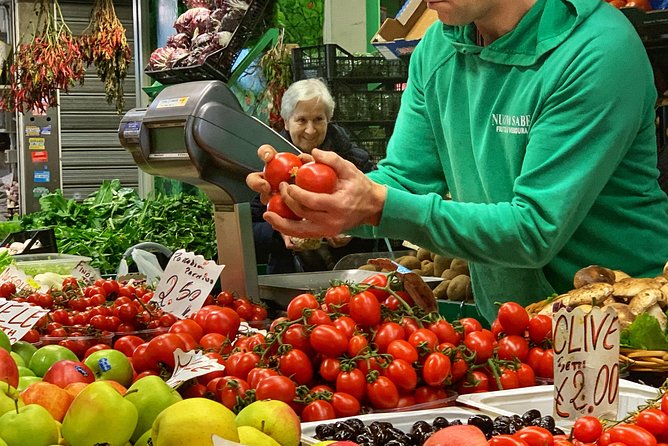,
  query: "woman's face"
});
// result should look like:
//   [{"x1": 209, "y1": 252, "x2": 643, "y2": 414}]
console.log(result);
[{"x1": 285, "y1": 97, "x2": 328, "y2": 153}]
